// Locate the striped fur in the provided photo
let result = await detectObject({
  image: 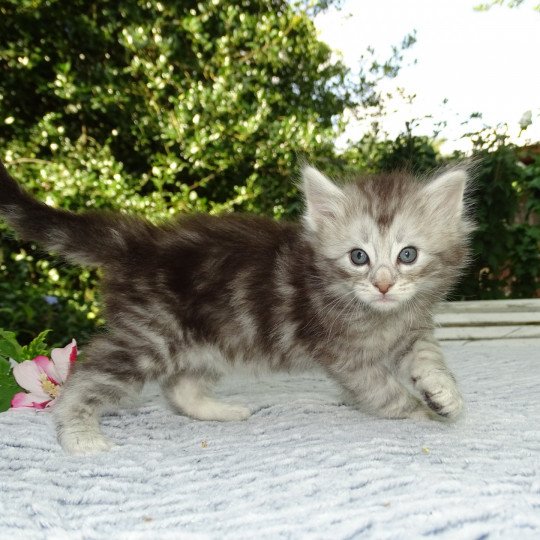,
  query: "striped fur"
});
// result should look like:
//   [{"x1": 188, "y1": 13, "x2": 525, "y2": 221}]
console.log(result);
[{"x1": 0, "y1": 160, "x2": 473, "y2": 454}]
